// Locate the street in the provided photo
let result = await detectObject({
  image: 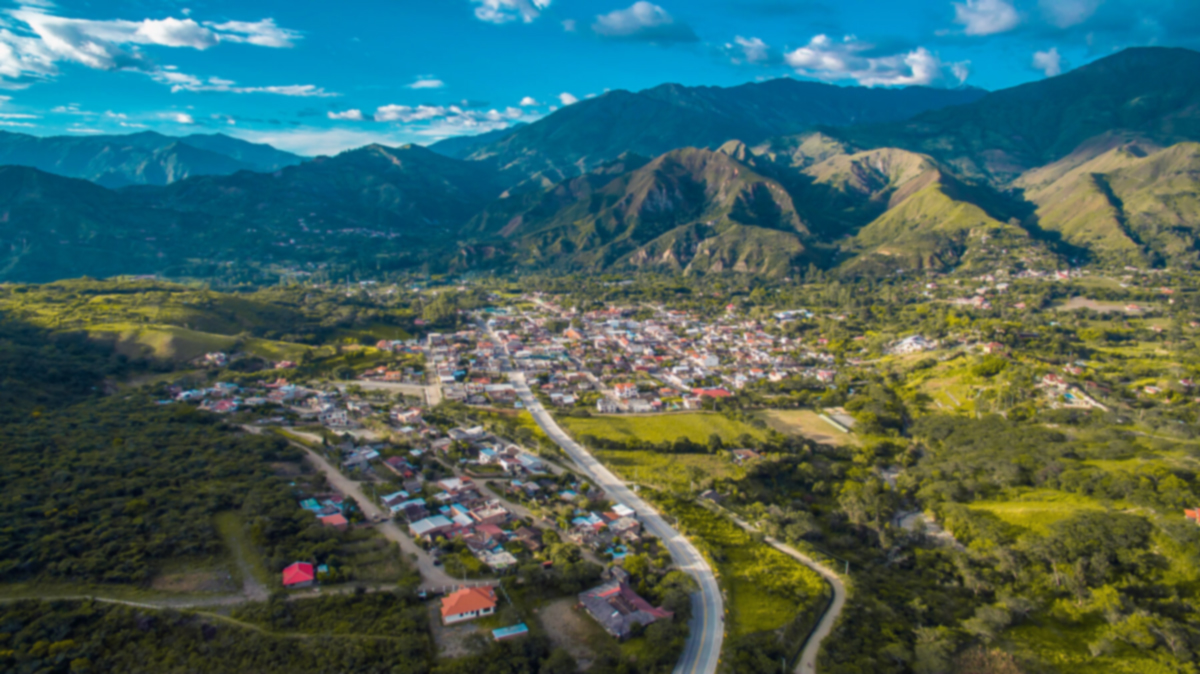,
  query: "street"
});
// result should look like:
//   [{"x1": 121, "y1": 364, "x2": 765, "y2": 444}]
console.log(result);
[{"x1": 510, "y1": 371, "x2": 724, "y2": 674}]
